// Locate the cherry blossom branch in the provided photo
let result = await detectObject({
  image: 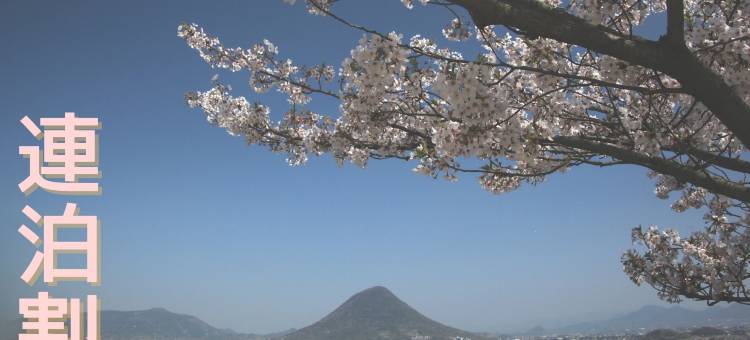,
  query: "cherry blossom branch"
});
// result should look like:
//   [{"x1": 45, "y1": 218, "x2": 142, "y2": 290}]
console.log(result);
[
  {"x1": 179, "y1": 0, "x2": 750, "y2": 305},
  {"x1": 450, "y1": 0, "x2": 750, "y2": 149},
  {"x1": 548, "y1": 136, "x2": 750, "y2": 202}
]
